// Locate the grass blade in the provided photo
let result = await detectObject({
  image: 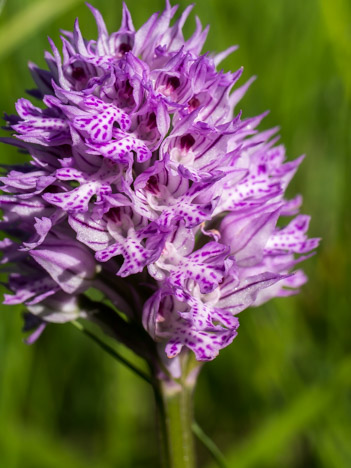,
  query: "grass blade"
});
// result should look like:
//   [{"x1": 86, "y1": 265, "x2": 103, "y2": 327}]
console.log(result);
[
  {"x1": 207, "y1": 356, "x2": 351, "y2": 468},
  {"x1": 193, "y1": 421, "x2": 228, "y2": 468},
  {"x1": 0, "y1": 0, "x2": 82, "y2": 60},
  {"x1": 71, "y1": 320, "x2": 153, "y2": 385}
]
